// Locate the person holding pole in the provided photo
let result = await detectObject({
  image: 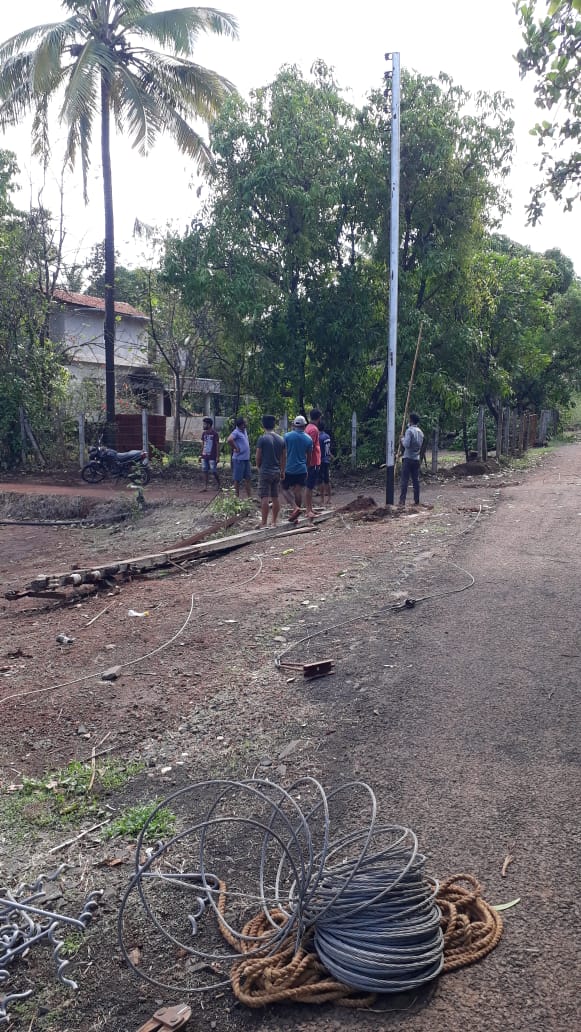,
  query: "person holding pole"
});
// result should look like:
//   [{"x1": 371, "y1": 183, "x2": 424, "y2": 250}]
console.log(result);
[{"x1": 398, "y1": 413, "x2": 424, "y2": 508}]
